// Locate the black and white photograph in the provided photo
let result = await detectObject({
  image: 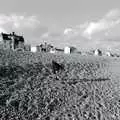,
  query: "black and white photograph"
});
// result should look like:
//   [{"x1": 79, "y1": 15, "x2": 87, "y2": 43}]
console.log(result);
[{"x1": 0, "y1": 0, "x2": 120, "y2": 119}]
